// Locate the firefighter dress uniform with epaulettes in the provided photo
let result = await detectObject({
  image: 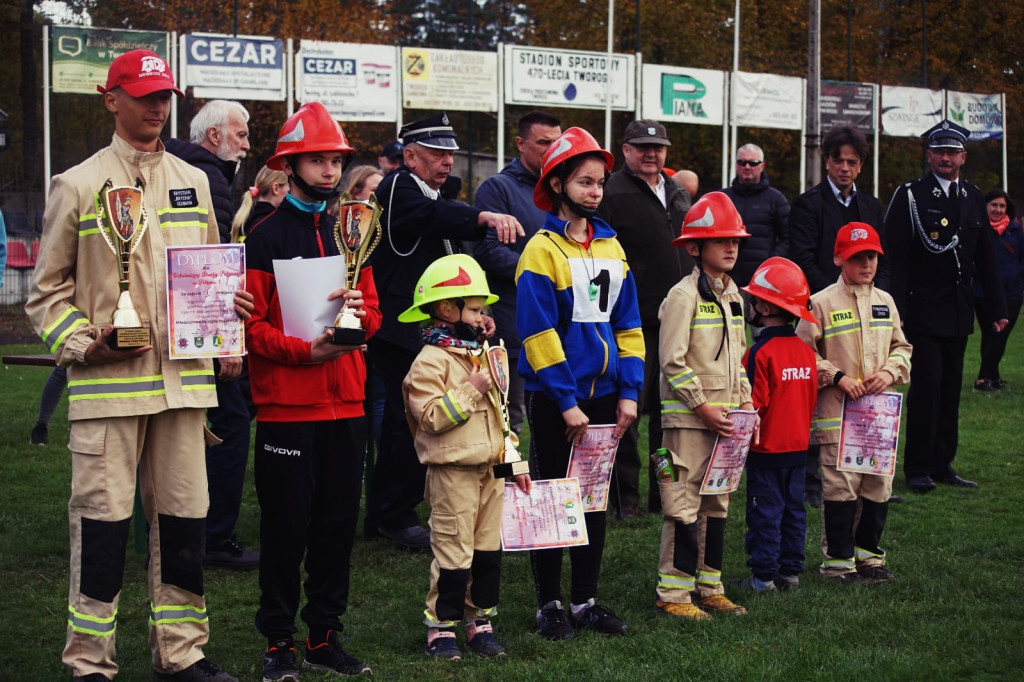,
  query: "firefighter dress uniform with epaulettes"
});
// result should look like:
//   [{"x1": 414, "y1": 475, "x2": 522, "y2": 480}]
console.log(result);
[
  {"x1": 656, "y1": 267, "x2": 752, "y2": 604},
  {"x1": 795, "y1": 275, "x2": 912, "y2": 576},
  {"x1": 26, "y1": 132, "x2": 219, "y2": 678}
]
